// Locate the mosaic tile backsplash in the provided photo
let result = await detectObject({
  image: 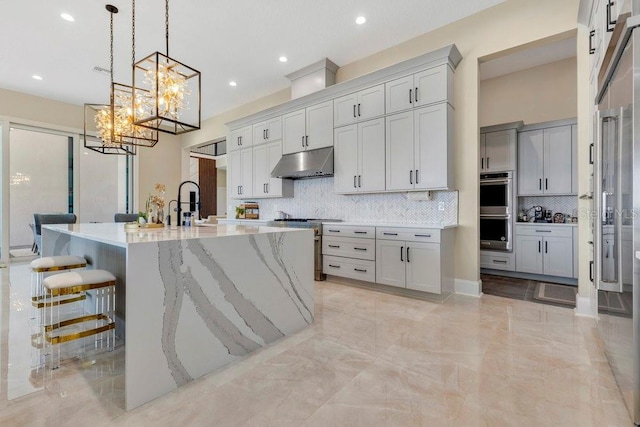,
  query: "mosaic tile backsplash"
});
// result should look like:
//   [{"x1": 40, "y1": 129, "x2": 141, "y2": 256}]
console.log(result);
[
  {"x1": 517, "y1": 196, "x2": 578, "y2": 220},
  {"x1": 230, "y1": 178, "x2": 458, "y2": 224}
]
